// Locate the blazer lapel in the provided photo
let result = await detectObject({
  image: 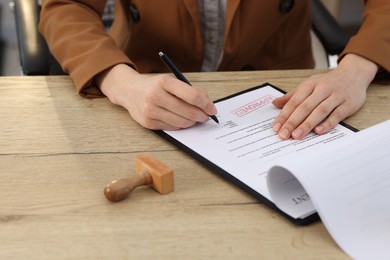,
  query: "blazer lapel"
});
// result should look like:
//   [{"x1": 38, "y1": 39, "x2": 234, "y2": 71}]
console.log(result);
[
  {"x1": 182, "y1": 0, "x2": 201, "y2": 31},
  {"x1": 225, "y1": 0, "x2": 241, "y2": 38}
]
